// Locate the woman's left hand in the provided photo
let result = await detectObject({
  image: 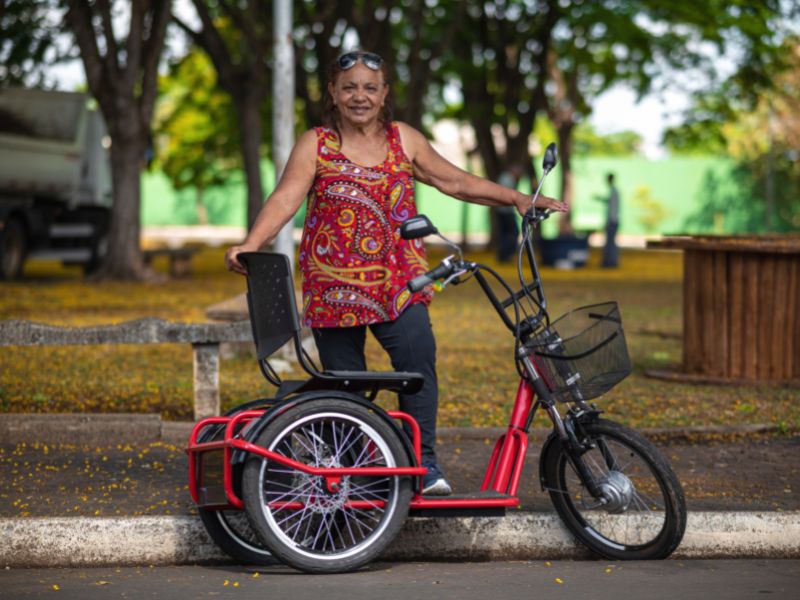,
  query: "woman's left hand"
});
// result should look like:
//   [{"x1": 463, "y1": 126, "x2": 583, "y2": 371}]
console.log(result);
[
  {"x1": 513, "y1": 193, "x2": 568, "y2": 215},
  {"x1": 536, "y1": 194, "x2": 569, "y2": 212}
]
